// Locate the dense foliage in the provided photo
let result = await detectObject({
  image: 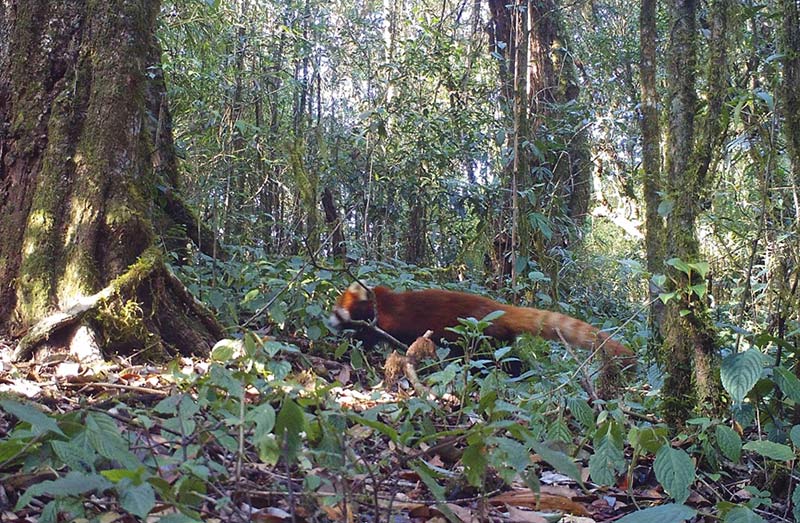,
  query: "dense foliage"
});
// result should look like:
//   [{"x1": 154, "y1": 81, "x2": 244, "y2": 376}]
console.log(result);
[{"x1": 2, "y1": 0, "x2": 800, "y2": 521}]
